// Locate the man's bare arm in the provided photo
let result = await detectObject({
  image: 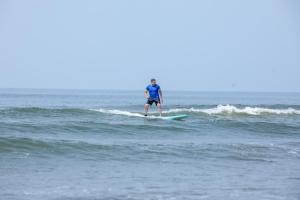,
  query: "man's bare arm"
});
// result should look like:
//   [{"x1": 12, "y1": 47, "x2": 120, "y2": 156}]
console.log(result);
[
  {"x1": 144, "y1": 90, "x2": 149, "y2": 99},
  {"x1": 159, "y1": 89, "x2": 163, "y2": 104}
]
